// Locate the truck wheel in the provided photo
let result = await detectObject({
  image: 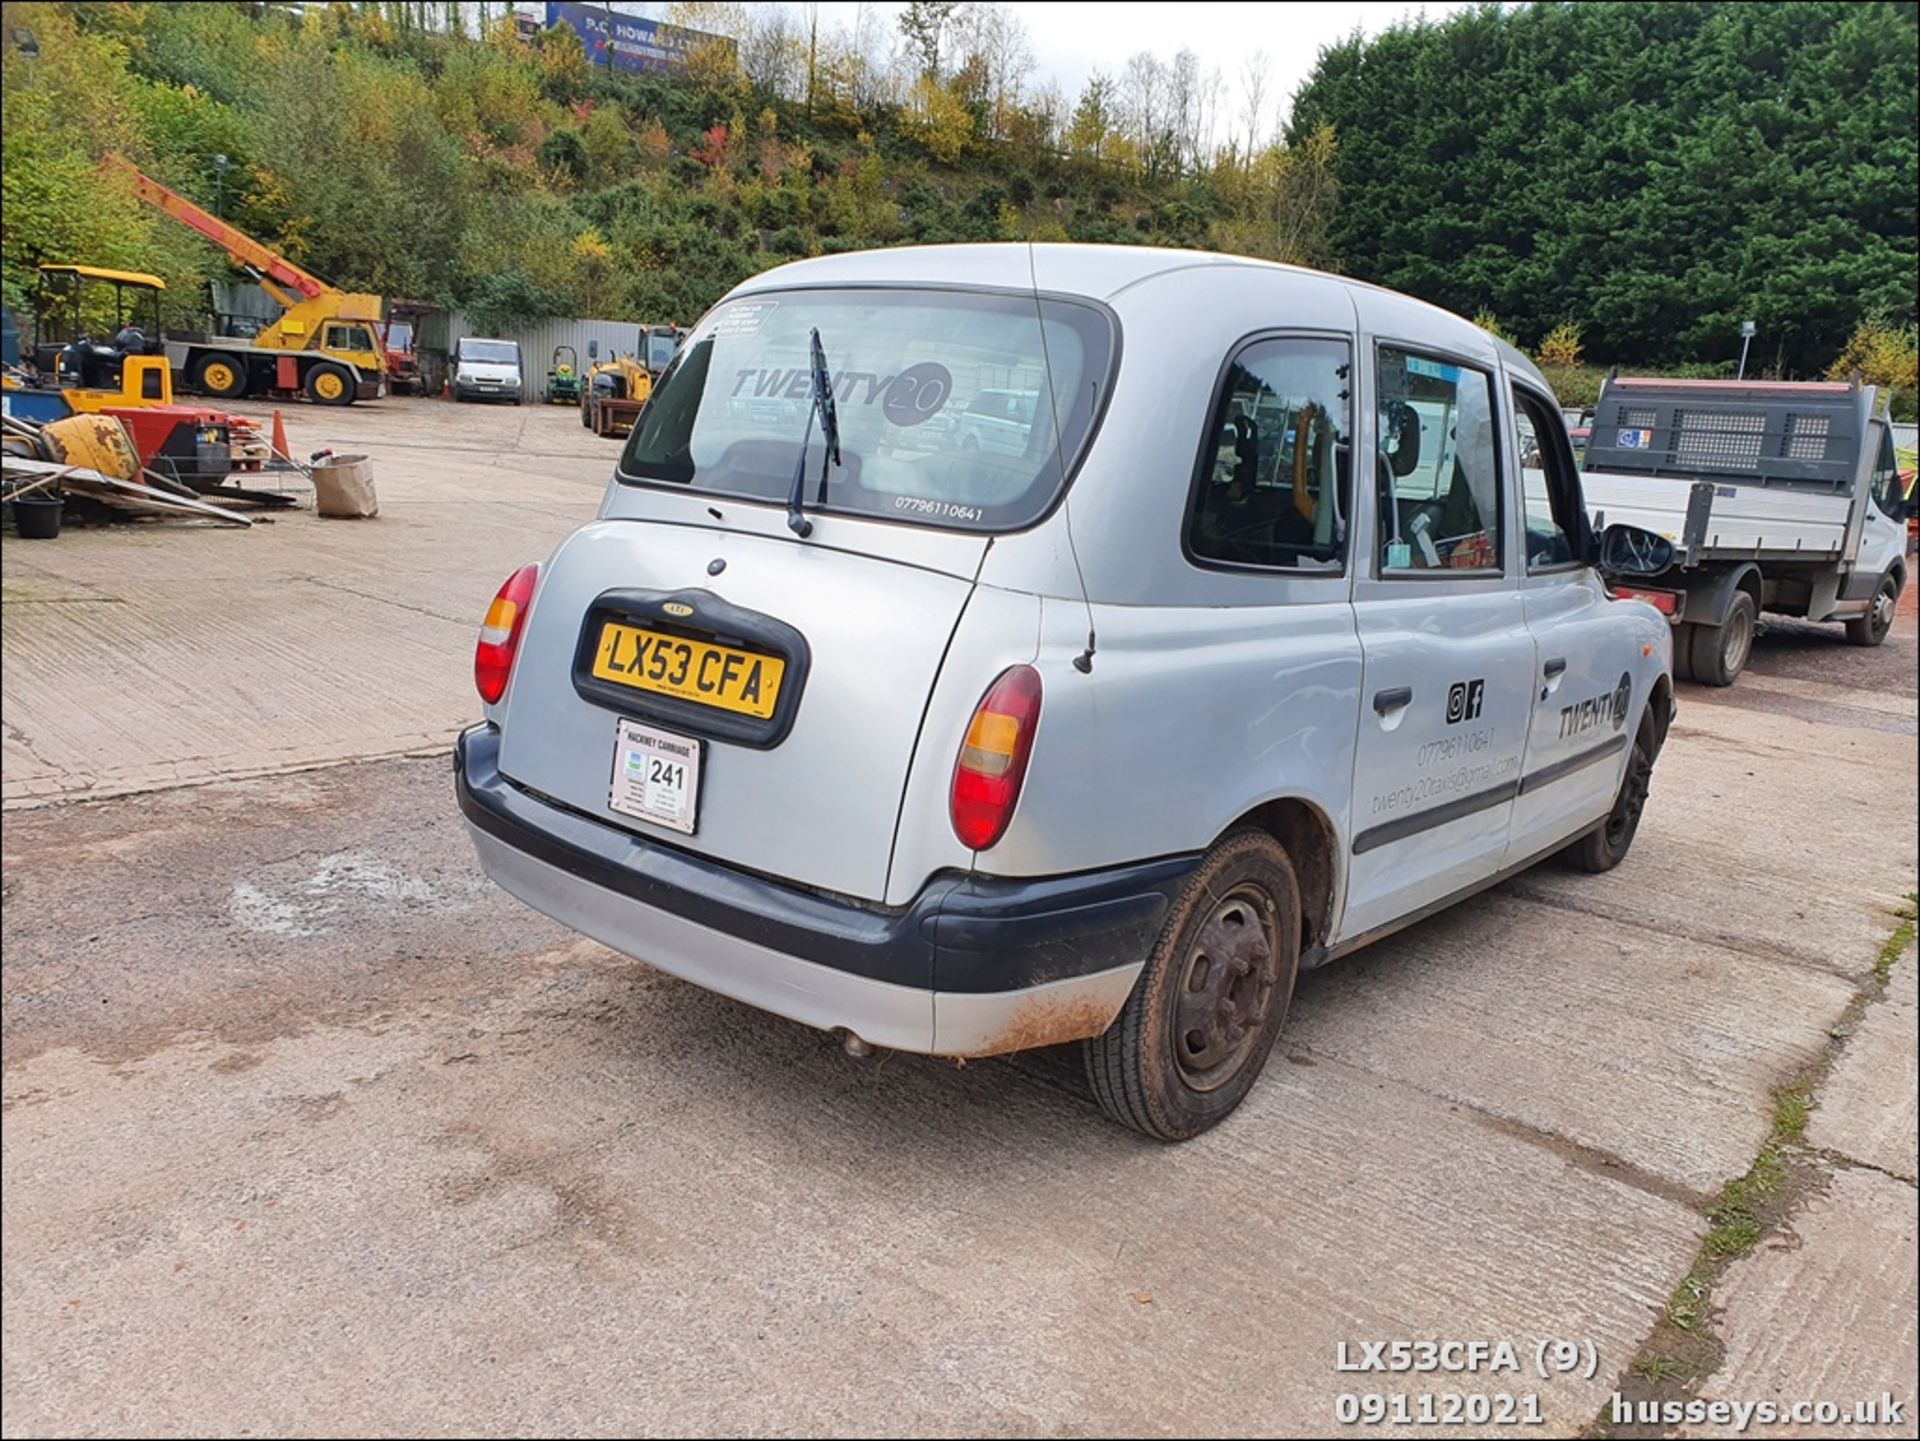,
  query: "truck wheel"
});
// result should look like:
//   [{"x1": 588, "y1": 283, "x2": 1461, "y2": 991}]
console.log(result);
[
  {"x1": 1084, "y1": 830, "x2": 1300, "y2": 1142},
  {"x1": 193, "y1": 353, "x2": 248, "y2": 400},
  {"x1": 1688, "y1": 592, "x2": 1755, "y2": 687},
  {"x1": 1845, "y1": 573, "x2": 1899, "y2": 647},
  {"x1": 305, "y1": 364, "x2": 355, "y2": 406},
  {"x1": 1564, "y1": 713, "x2": 1658, "y2": 874},
  {"x1": 1671, "y1": 628, "x2": 1697, "y2": 683}
]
